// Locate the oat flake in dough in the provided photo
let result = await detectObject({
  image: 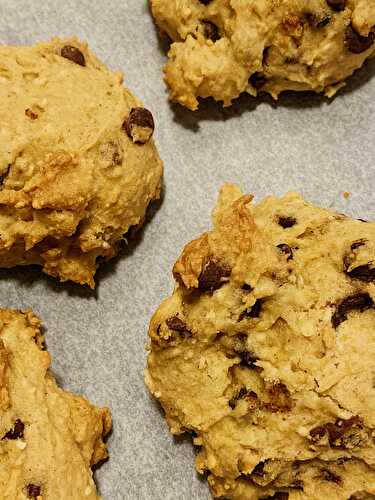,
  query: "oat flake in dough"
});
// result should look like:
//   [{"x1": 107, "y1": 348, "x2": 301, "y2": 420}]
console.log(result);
[
  {"x1": 0, "y1": 38, "x2": 163, "y2": 287},
  {"x1": 146, "y1": 184, "x2": 375, "y2": 499},
  {"x1": 150, "y1": 0, "x2": 375, "y2": 110}
]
